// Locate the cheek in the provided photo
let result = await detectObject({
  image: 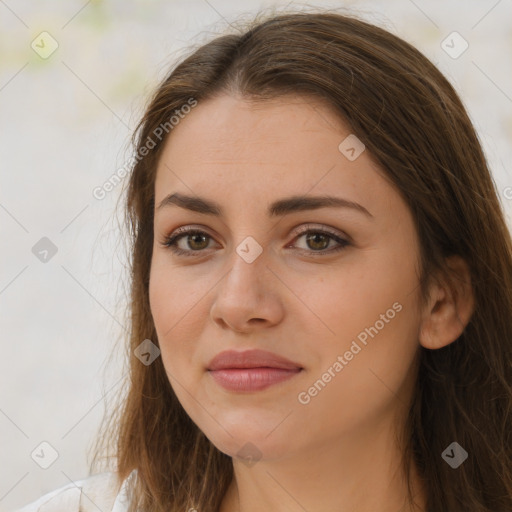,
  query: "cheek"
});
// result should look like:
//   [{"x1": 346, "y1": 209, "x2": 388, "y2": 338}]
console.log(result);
[
  {"x1": 294, "y1": 248, "x2": 422, "y2": 409},
  {"x1": 149, "y1": 254, "x2": 213, "y2": 335},
  {"x1": 293, "y1": 292, "x2": 421, "y2": 442},
  {"x1": 148, "y1": 259, "x2": 201, "y2": 374},
  {"x1": 290, "y1": 244, "x2": 421, "y2": 350}
]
